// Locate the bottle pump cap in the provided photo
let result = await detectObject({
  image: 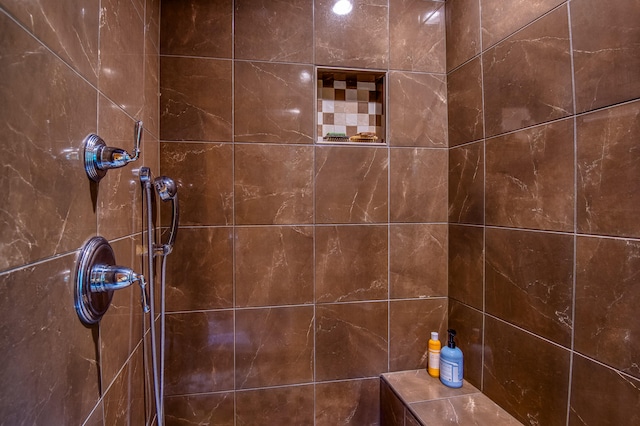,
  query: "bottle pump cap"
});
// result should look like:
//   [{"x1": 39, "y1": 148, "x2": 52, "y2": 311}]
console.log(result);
[
  {"x1": 431, "y1": 332, "x2": 438, "y2": 341},
  {"x1": 447, "y1": 329, "x2": 457, "y2": 349}
]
